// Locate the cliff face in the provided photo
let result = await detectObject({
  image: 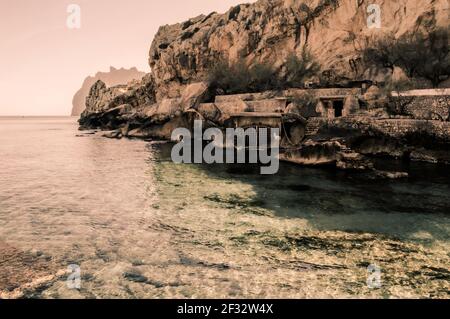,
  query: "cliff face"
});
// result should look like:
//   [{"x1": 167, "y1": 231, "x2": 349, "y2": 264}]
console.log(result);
[
  {"x1": 80, "y1": 0, "x2": 449, "y2": 129},
  {"x1": 80, "y1": 73, "x2": 155, "y2": 118},
  {"x1": 78, "y1": 0, "x2": 450, "y2": 169},
  {"x1": 71, "y1": 67, "x2": 146, "y2": 116},
  {"x1": 149, "y1": 0, "x2": 449, "y2": 98}
]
